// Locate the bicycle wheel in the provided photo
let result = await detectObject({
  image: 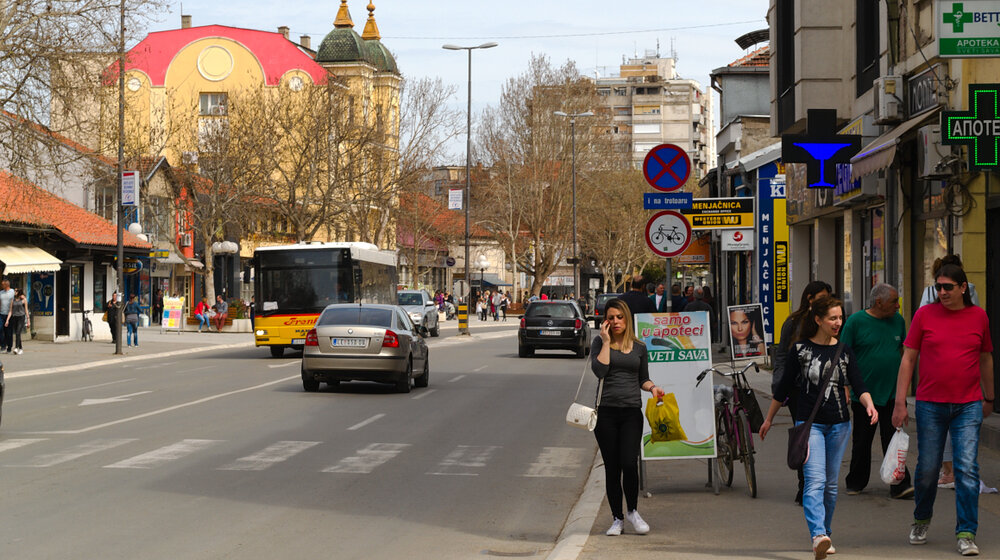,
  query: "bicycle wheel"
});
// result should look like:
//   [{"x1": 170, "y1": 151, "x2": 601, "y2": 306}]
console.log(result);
[
  {"x1": 715, "y1": 407, "x2": 734, "y2": 487},
  {"x1": 651, "y1": 231, "x2": 664, "y2": 245},
  {"x1": 736, "y1": 408, "x2": 757, "y2": 498}
]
